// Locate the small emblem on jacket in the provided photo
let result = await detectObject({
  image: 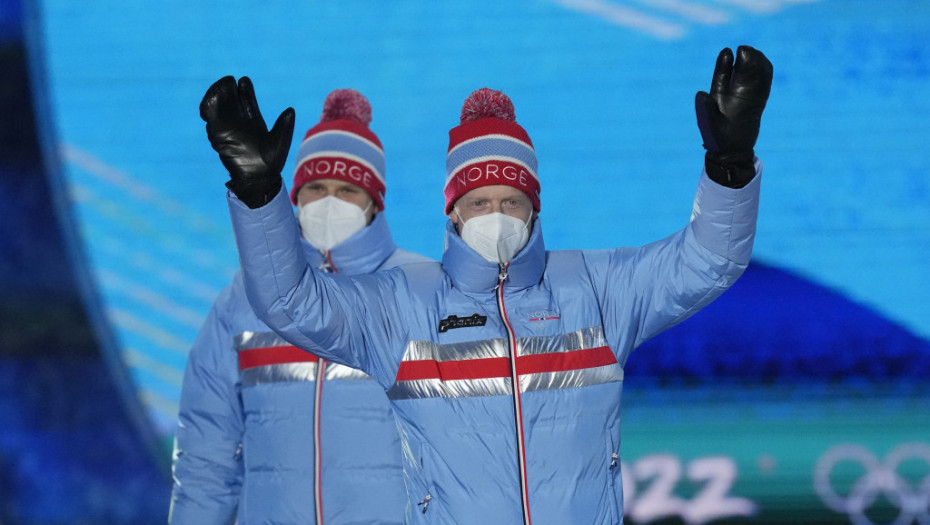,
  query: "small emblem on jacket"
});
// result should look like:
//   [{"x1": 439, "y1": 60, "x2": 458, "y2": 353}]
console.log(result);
[
  {"x1": 438, "y1": 314, "x2": 488, "y2": 332},
  {"x1": 528, "y1": 309, "x2": 560, "y2": 322}
]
